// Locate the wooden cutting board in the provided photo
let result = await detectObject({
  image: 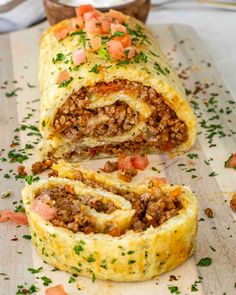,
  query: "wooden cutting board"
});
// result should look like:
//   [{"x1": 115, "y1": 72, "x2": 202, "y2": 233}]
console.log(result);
[{"x1": 0, "y1": 22, "x2": 235, "y2": 295}]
